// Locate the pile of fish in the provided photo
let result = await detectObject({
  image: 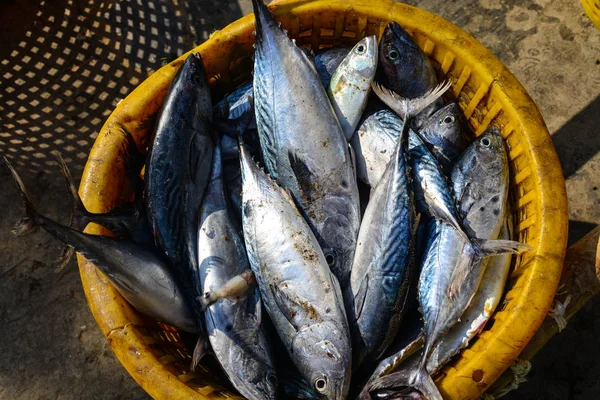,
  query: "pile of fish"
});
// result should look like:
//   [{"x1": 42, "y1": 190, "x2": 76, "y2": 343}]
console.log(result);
[{"x1": 6, "y1": 1, "x2": 531, "y2": 399}]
